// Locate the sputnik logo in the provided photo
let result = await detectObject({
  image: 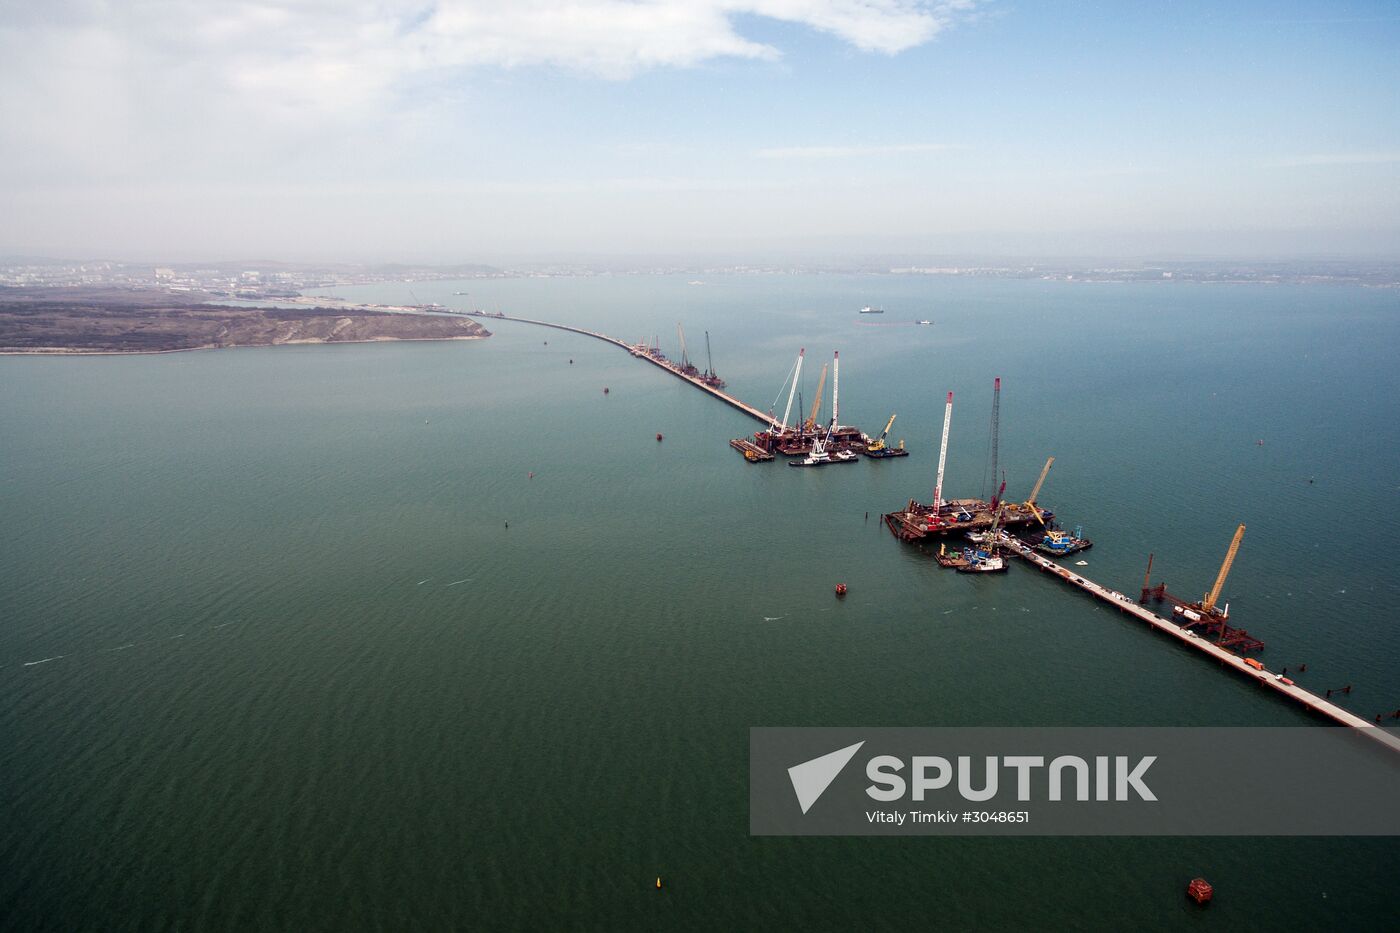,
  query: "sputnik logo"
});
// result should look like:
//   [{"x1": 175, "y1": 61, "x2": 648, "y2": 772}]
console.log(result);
[{"x1": 787, "y1": 741, "x2": 865, "y2": 814}]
